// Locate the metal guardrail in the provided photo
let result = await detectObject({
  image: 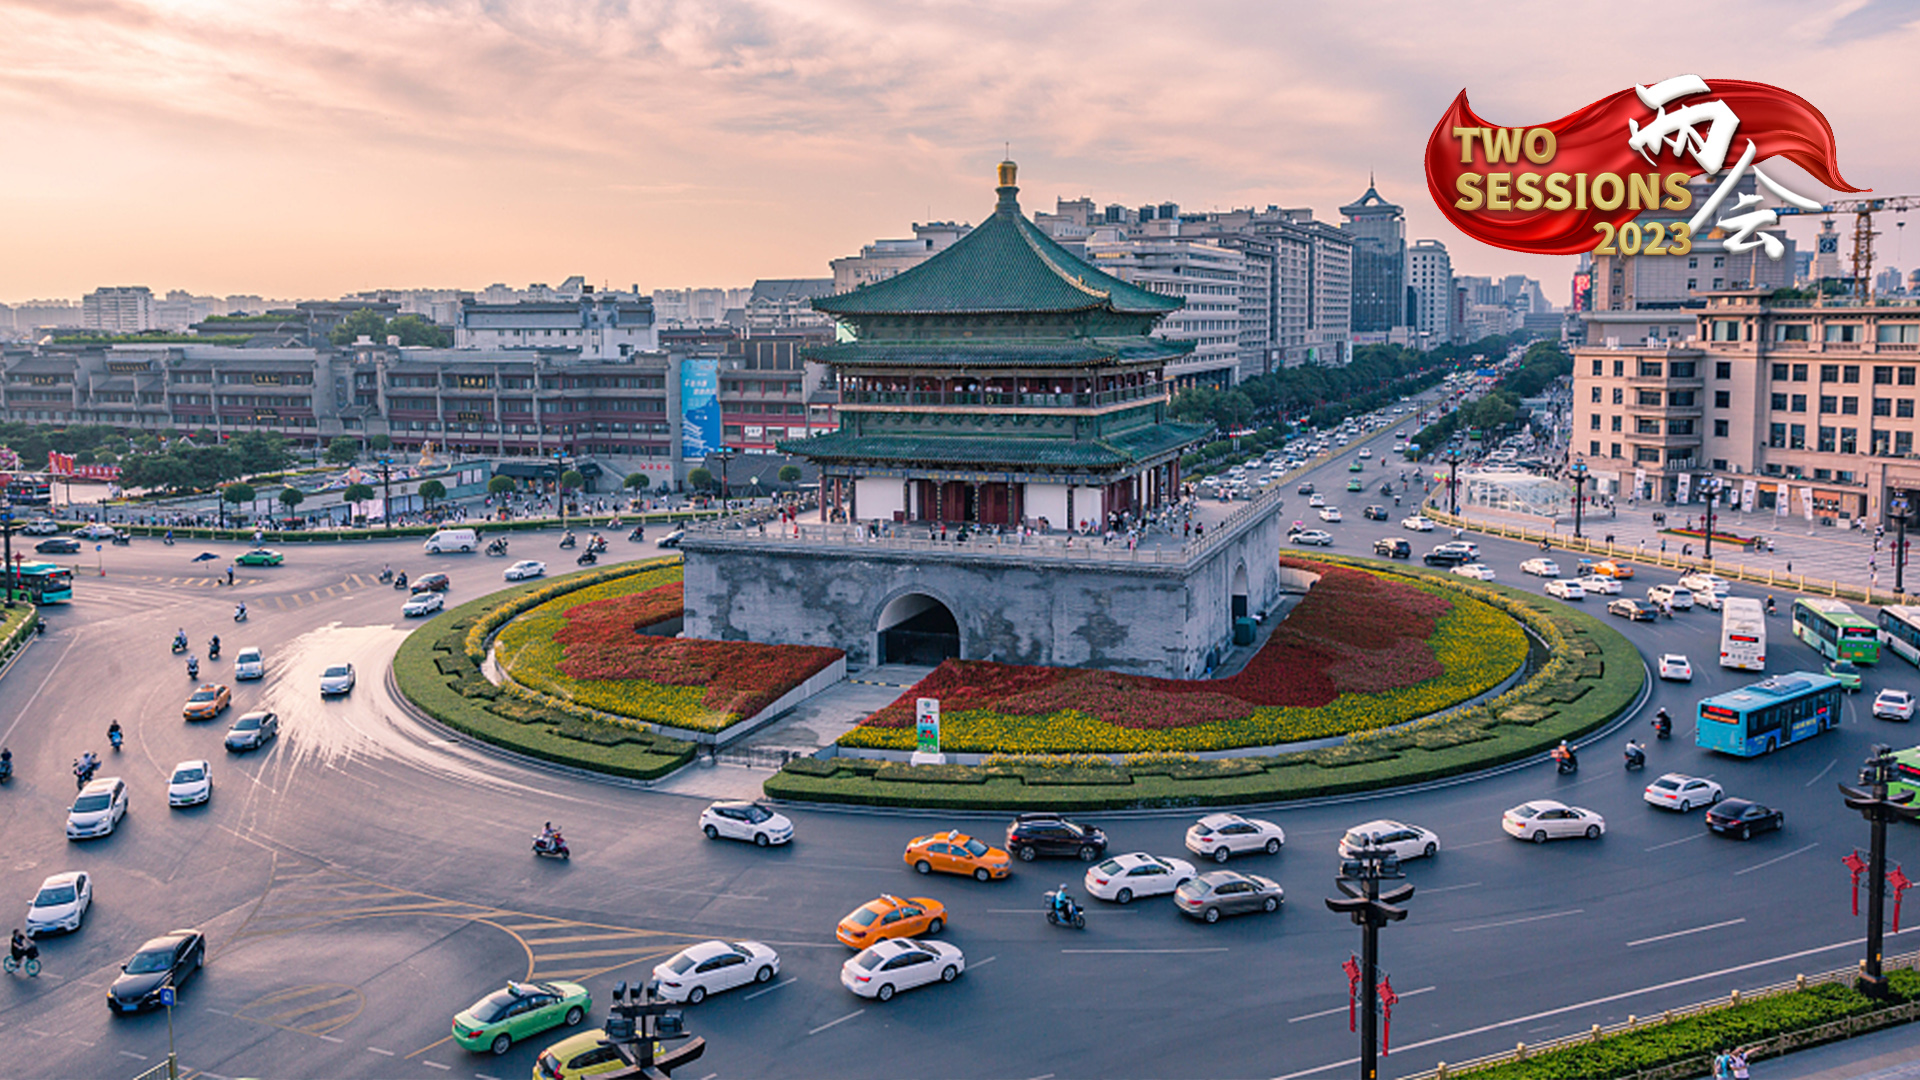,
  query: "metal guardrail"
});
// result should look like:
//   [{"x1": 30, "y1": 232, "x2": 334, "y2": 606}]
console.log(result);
[{"x1": 1401, "y1": 945, "x2": 1920, "y2": 1078}]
